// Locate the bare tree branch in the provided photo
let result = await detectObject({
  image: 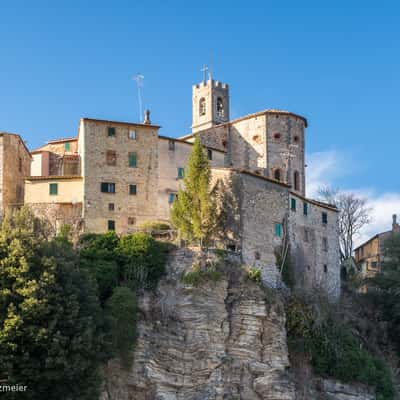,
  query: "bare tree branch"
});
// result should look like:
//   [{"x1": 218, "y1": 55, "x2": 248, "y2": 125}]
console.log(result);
[{"x1": 318, "y1": 186, "x2": 372, "y2": 261}]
